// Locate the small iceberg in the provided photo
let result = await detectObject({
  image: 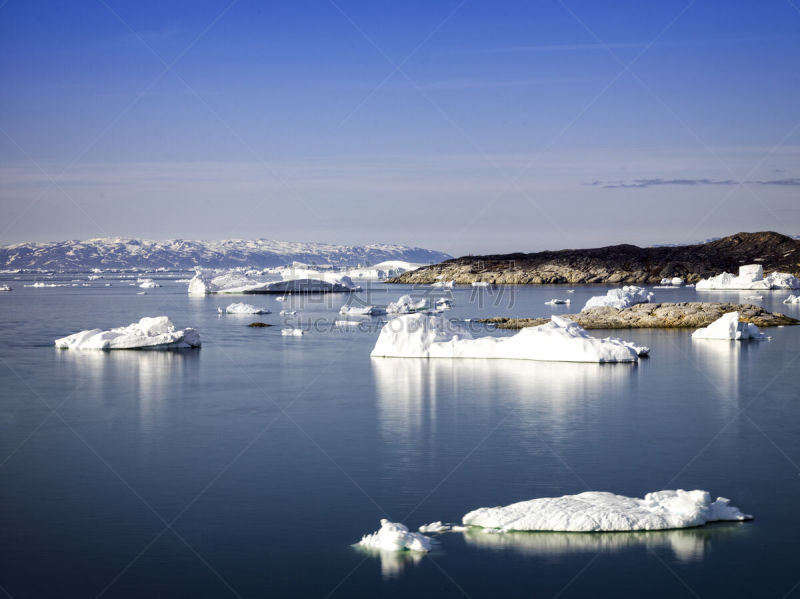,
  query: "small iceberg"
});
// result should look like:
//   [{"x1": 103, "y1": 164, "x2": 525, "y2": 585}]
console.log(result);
[
  {"x1": 55, "y1": 316, "x2": 200, "y2": 350},
  {"x1": 218, "y1": 302, "x2": 271, "y2": 315},
  {"x1": 431, "y1": 280, "x2": 455, "y2": 288},
  {"x1": 783, "y1": 295, "x2": 800, "y2": 304},
  {"x1": 280, "y1": 310, "x2": 297, "y2": 316},
  {"x1": 340, "y1": 305, "x2": 387, "y2": 316},
  {"x1": 0, "y1": 284, "x2": 11, "y2": 292},
  {"x1": 387, "y1": 295, "x2": 428, "y2": 314},
  {"x1": 696, "y1": 264, "x2": 800, "y2": 290},
  {"x1": 582, "y1": 286, "x2": 654, "y2": 311},
  {"x1": 691, "y1": 311, "x2": 768, "y2": 340},
  {"x1": 436, "y1": 298, "x2": 453, "y2": 310},
  {"x1": 660, "y1": 277, "x2": 684, "y2": 286},
  {"x1": 471, "y1": 281, "x2": 491, "y2": 287},
  {"x1": 358, "y1": 520, "x2": 432, "y2": 553},
  {"x1": 371, "y1": 314, "x2": 648, "y2": 363},
  {"x1": 138, "y1": 278, "x2": 161, "y2": 289},
  {"x1": 566, "y1": 289, "x2": 575, "y2": 293},
  {"x1": 462, "y1": 490, "x2": 751, "y2": 532},
  {"x1": 281, "y1": 328, "x2": 304, "y2": 336},
  {"x1": 544, "y1": 298, "x2": 570, "y2": 306}
]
